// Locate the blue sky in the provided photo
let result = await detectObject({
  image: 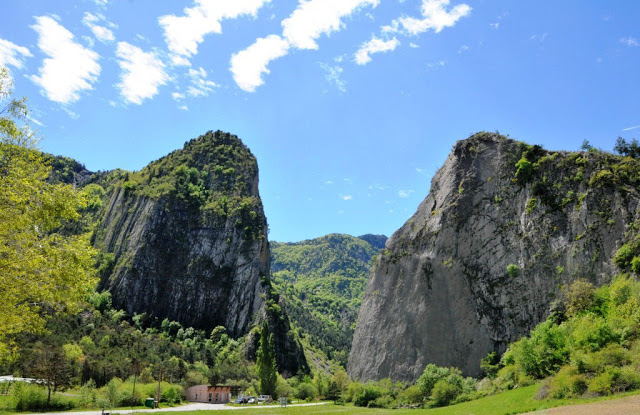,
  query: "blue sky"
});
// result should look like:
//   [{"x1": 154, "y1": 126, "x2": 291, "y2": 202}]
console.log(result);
[{"x1": 1, "y1": 1, "x2": 639, "y2": 242}]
